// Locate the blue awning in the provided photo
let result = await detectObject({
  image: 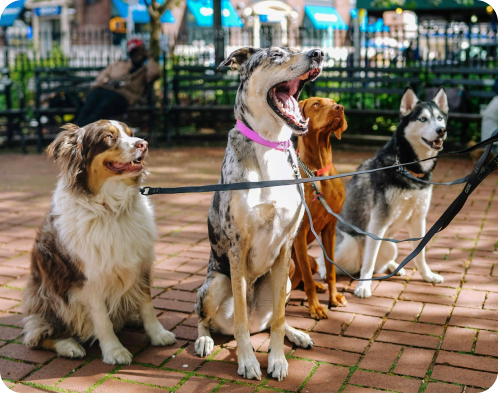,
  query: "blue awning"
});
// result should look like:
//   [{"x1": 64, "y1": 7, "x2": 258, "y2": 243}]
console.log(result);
[
  {"x1": 0, "y1": 0, "x2": 25, "y2": 27},
  {"x1": 304, "y1": 6, "x2": 348, "y2": 30},
  {"x1": 187, "y1": 0, "x2": 243, "y2": 28},
  {"x1": 112, "y1": 0, "x2": 175, "y2": 24}
]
